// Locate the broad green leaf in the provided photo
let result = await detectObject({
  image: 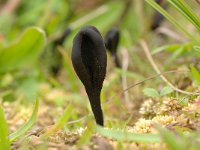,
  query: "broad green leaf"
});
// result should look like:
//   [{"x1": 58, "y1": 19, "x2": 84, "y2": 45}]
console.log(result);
[
  {"x1": 190, "y1": 66, "x2": 200, "y2": 85},
  {"x1": 0, "y1": 105, "x2": 11, "y2": 150},
  {"x1": 9, "y1": 98, "x2": 39, "y2": 142},
  {"x1": 95, "y1": 126, "x2": 161, "y2": 143},
  {"x1": 160, "y1": 86, "x2": 174, "y2": 96},
  {"x1": 156, "y1": 126, "x2": 184, "y2": 150},
  {"x1": 143, "y1": 88, "x2": 160, "y2": 98},
  {"x1": 0, "y1": 27, "x2": 46, "y2": 72}
]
